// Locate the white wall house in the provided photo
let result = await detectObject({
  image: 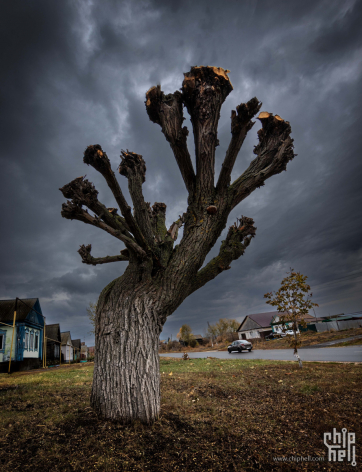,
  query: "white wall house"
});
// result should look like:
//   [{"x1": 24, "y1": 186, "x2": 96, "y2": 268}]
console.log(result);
[{"x1": 61, "y1": 331, "x2": 74, "y2": 361}]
